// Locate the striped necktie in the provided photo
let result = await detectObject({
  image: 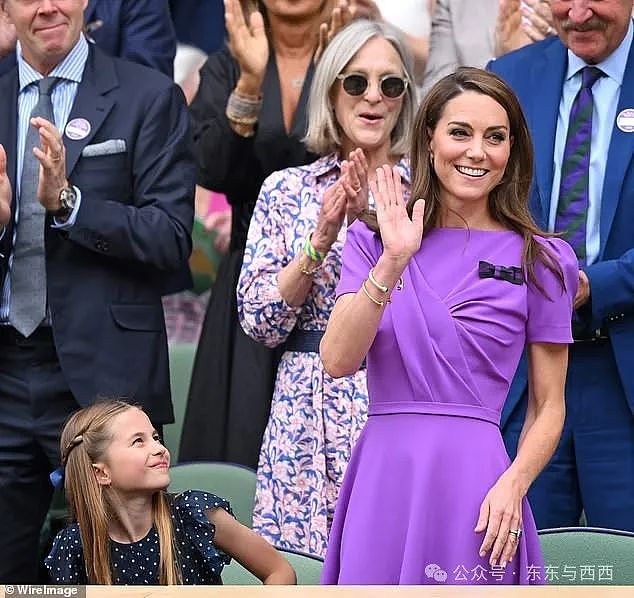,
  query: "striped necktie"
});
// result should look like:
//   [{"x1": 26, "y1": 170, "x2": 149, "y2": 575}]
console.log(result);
[{"x1": 554, "y1": 66, "x2": 605, "y2": 264}]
